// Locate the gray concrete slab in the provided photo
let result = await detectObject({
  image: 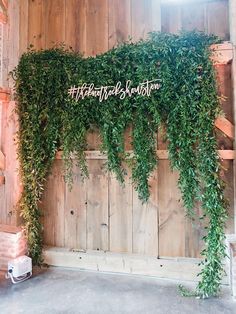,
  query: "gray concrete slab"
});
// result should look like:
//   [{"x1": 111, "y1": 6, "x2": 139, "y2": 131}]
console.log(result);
[{"x1": 0, "y1": 267, "x2": 235, "y2": 314}]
